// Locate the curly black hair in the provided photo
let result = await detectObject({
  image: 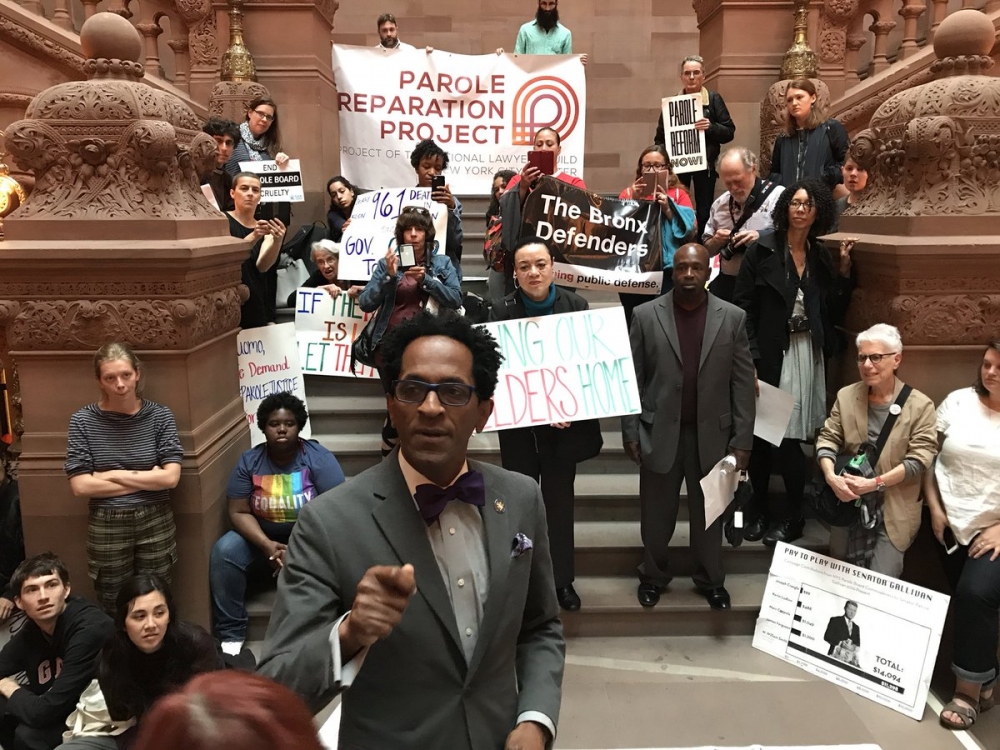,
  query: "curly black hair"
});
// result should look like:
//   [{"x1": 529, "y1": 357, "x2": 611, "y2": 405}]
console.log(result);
[
  {"x1": 771, "y1": 177, "x2": 837, "y2": 237},
  {"x1": 410, "y1": 139, "x2": 450, "y2": 171},
  {"x1": 256, "y1": 392, "x2": 309, "y2": 432},
  {"x1": 379, "y1": 312, "x2": 504, "y2": 400}
]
